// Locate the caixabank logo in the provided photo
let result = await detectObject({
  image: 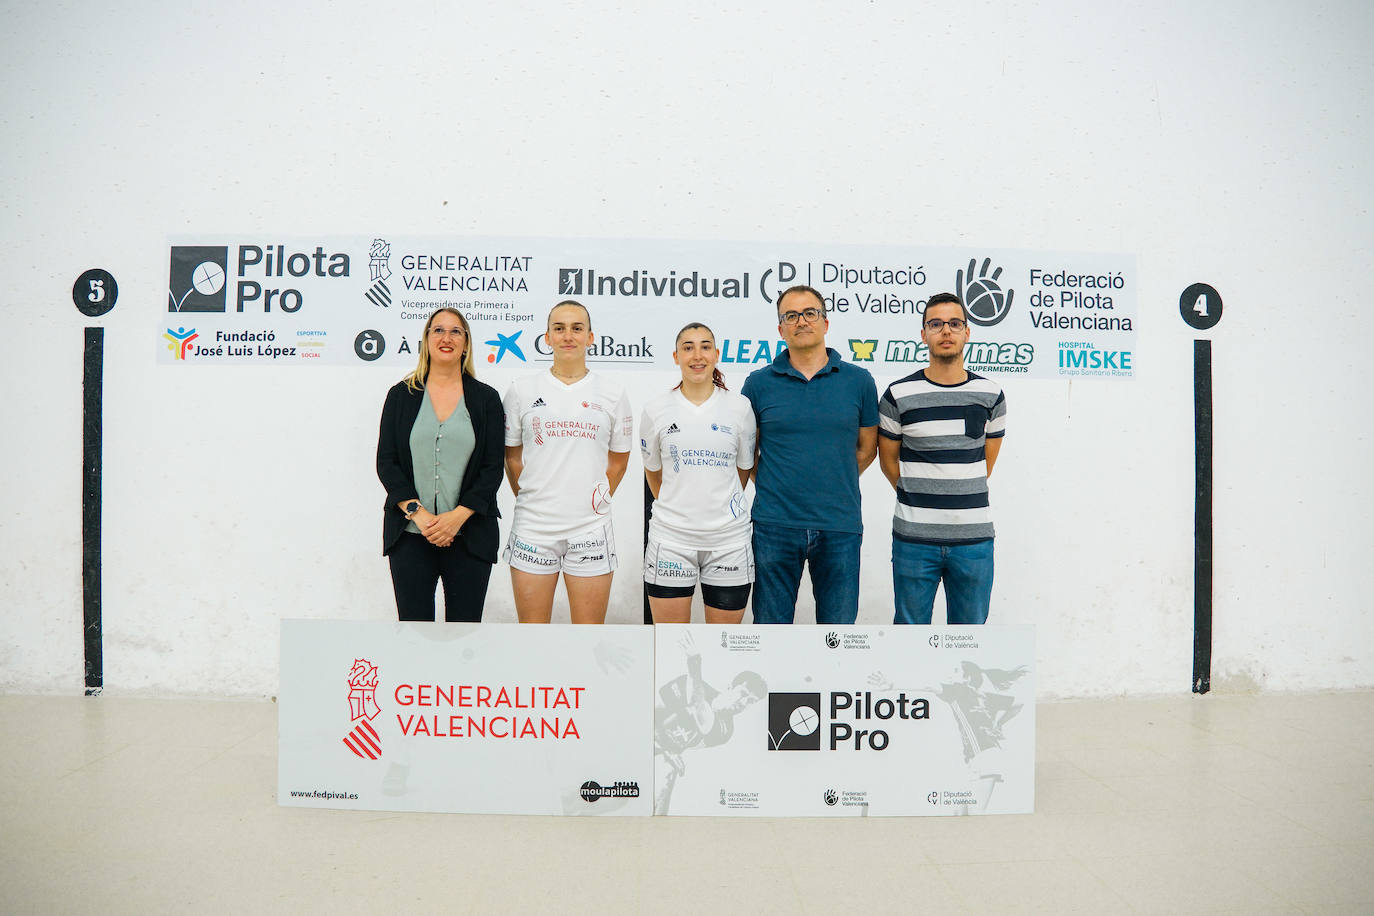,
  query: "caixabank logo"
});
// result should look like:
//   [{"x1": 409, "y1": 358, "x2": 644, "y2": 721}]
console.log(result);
[
  {"x1": 168, "y1": 242, "x2": 352, "y2": 314},
  {"x1": 533, "y1": 326, "x2": 655, "y2": 363},
  {"x1": 768, "y1": 690, "x2": 930, "y2": 752},
  {"x1": 484, "y1": 329, "x2": 527, "y2": 365}
]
